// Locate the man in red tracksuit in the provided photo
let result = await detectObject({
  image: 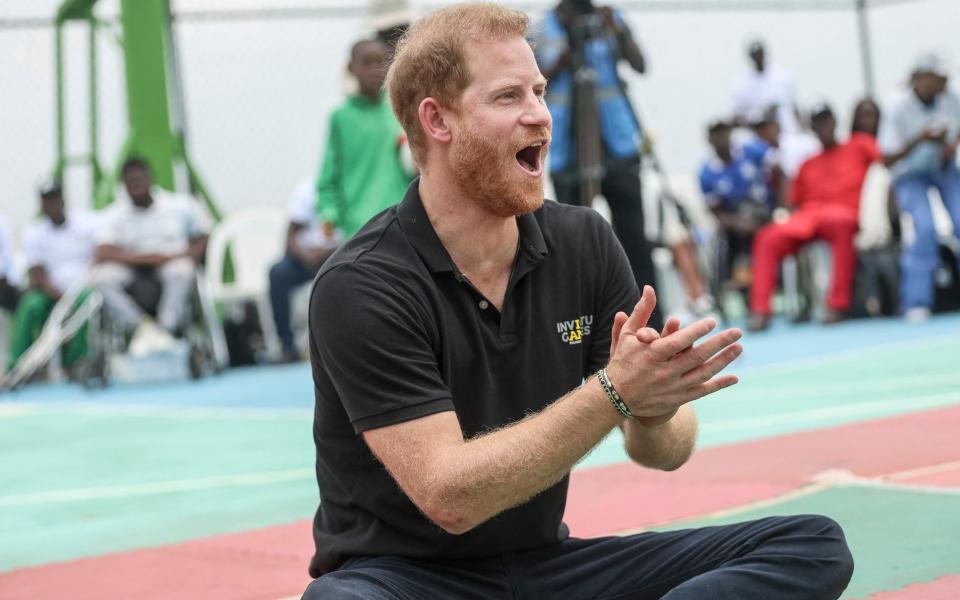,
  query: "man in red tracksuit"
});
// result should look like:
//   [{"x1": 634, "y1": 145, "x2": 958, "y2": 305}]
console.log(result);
[{"x1": 748, "y1": 102, "x2": 881, "y2": 331}]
